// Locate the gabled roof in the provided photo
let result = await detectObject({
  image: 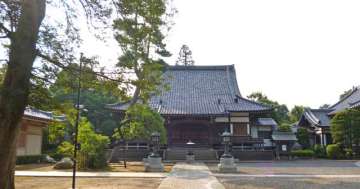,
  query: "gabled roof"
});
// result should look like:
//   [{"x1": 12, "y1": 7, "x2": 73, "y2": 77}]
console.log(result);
[
  {"x1": 256, "y1": 118, "x2": 278, "y2": 126},
  {"x1": 298, "y1": 108, "x2": 332, "y2": 127},
  {"x1": 23, "y1": 106, "x2": 53, "y2": 121},
  {"x1": 108, "y1": 65, "x2": 271, "y2": 115},
  {"x1": 329, "y1": 87, "x2": 360, "y2": 115}
]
